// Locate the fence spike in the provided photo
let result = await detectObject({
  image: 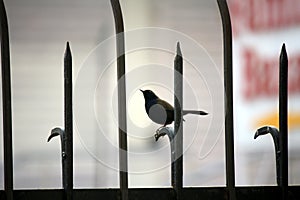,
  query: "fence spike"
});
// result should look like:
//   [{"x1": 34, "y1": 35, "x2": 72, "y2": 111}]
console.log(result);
[
  {"x1": 64, "y1": 41, "x2": 73, "y2": 200},
  {"x1": 174, "y1": 41, "x2": 183, "y2": 199},
  {"x1": 48, "y1": 42, "x2": 73, "y2": 200},
  {"x1": 279, "y1": 43, "x2": 288, "y2": 199},
  {"x1": 253, "y1": 44, "x2": 289, "y2": 198}
]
